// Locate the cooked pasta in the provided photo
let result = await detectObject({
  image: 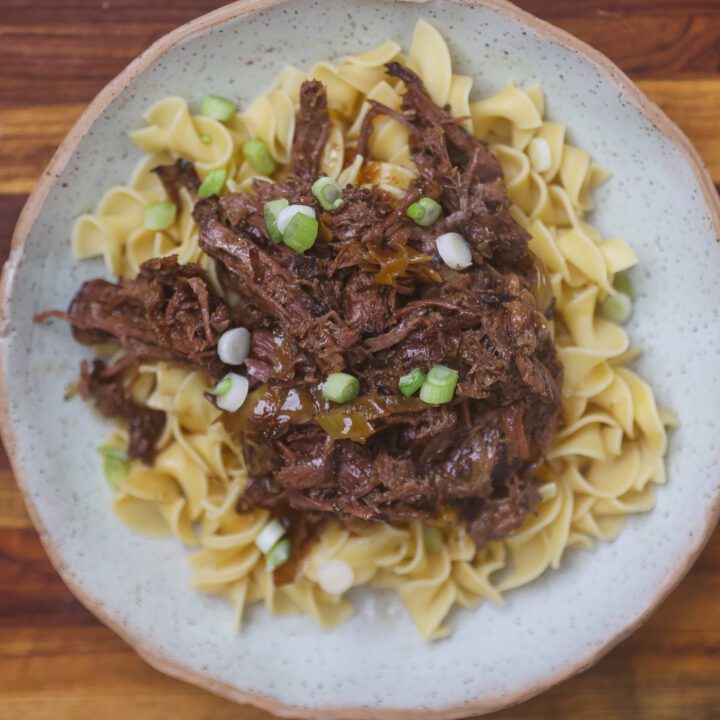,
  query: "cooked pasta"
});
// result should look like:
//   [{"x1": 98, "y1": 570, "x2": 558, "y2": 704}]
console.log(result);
[{"x1": 71, "y1": 19, "x2": 673, "y2": 641}]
